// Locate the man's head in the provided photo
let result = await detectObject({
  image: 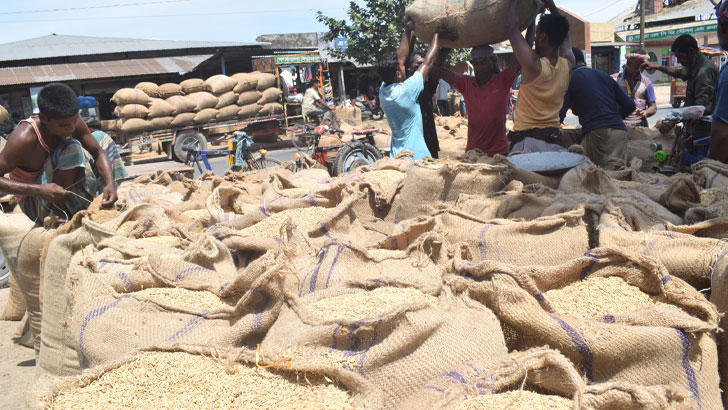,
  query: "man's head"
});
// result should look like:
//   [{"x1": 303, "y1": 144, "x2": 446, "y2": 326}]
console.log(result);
[
  {"x1": 572, "y1": 48, "x2": 585, "y2": 67},
  {"x1": 625, "y1": 49, "x2": 648, "y2": 78},
  {"x1": 376, "y1": 52, "x2": 404, "y2": 85},
  {"x1": 470, "y1": 45, "x2": 499, "y2": 81},
  {"x1": 407, "y1": 51, "x2": 426, "y2": 77},
  {"x1": 716, "y1": 1, "x2": 728, "y2": 51},
  {"x1": 535, "y1": 13, "x2": 570, "y2": 56},
  {"x1": 671, "y1": 34, "x2": 699, "y2": 67},
  {"x1": 37, "y1": 83, "x2": 79, "y2": 138}
]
